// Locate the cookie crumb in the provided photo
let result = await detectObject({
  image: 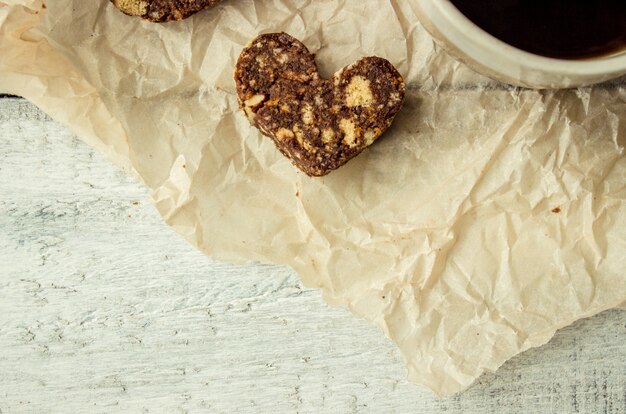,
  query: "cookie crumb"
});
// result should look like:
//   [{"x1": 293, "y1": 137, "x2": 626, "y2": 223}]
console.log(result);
[
  {"x1": 276, "y1": 128, "x2": 294, "y2": 141},
  {"x1": 346, "y1": 76, "x2": 373, "y2": 107},
  {"x1": 302, "y1": 106, "x2": 314, "y2": 125},
  {"x1": 321, "y1": 129, "x2": 335, "y2": 144},
  {"x1": 340, "y1": 119, "x2": 358, "y2": 147}
]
